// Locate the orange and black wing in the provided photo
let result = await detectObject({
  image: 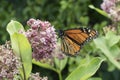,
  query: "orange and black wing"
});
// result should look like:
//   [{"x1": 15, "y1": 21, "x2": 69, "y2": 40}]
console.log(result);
[
  {"x1": 64, "y1": 28, "x2": 98, "y2": 46},
  {"x1": 60, "y1": 28, "x2": 98, "y2": 56},
  {"x1": 61, "y1": 36, "x2": 81, "y2": 56}
]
